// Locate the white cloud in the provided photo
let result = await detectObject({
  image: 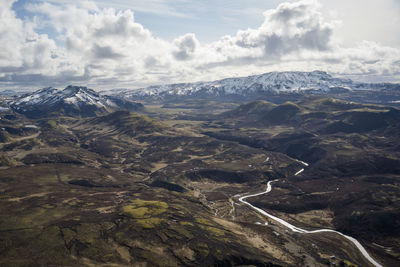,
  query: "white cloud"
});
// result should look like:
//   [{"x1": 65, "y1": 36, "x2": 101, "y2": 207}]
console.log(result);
[
  {"x1": 214, "y1": 0, "x2": 336, "y2": 59},
  {"x1": 0, "y1": 0, "x2": 400, "y2": 90},
  {"x1": 21, "y1": 1, "x2": 174, "y2": 86},
  {"x1": 320, "y1": 0, "x2": 400, "y2": 47},
  {"x1": 173, "y1": 33, "x2": 199, "y2": 60},
  {"x1": 189, "y1": 0, "x2": 400, "y2": 82},
  {"x1": 0, "y1": 0, "x2": 60, "y2": 77},
  {"x1": 0, "y1": 0, "x2": 24, "y2": 69},
  {"x1": 45, "y1": 0, "x2": 197, "y2": 18}
]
